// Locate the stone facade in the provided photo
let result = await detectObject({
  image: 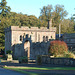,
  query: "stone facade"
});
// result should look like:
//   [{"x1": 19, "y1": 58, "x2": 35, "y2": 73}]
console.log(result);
[
  {"x1": 41, "y1": 56, "x2": 75, "y2": 66},
  {"x1": 5, "y1": 20, "x2": 56, "y2": 59},
  {"x1": 12, "y1": 35, "x2": 50, "y2": 59},
  {"x1": 62, "y1": 33, "x2": 75, "y2": 49}
]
